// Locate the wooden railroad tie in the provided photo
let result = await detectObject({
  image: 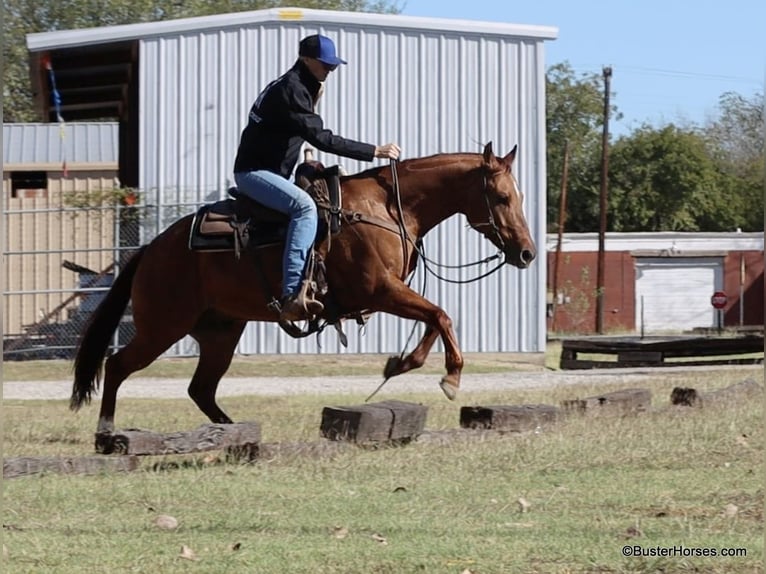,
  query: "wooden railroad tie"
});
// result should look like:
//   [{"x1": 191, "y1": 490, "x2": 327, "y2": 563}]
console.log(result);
[
  {"x1": 670, "y1": 378, "x2": 763, "y2": 408},
  {"x1": 94, "y1": 421, "x2": 262, "y2": 461},
  {"x1": 4, "y1": 455, "x2": 140, "y2": 479},
  {"x1": 459, "y1": 404, "x2": 560, "y2": 432},
  {"x1": 320, "y1": 400, "x2": 428, "y2": 444},
  {"x1": 561, "y1": 388, "x2": 652, "y2": 415}
]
